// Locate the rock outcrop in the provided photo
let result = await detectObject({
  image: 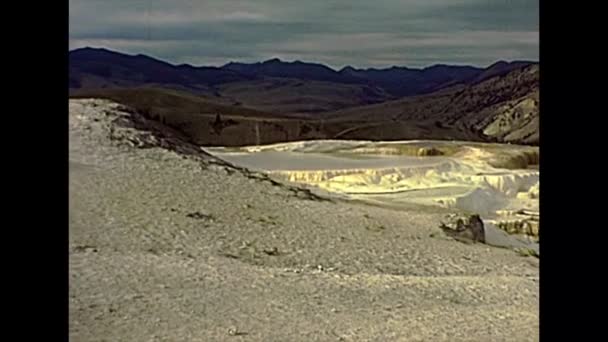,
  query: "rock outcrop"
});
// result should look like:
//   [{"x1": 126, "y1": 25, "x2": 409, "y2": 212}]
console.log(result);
[
  {"x1": 490, "y1": 209, "x2": 540, "y2": 238},
  {"x1": 439, "y1": 213, "x2": 486, "y2": 243}
]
